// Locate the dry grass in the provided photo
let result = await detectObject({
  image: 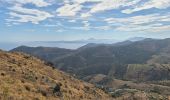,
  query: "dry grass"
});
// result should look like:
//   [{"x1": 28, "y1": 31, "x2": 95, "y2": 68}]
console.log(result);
[{"x1": 0, "y1": 51, "x2": 111, "y2": 100}]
